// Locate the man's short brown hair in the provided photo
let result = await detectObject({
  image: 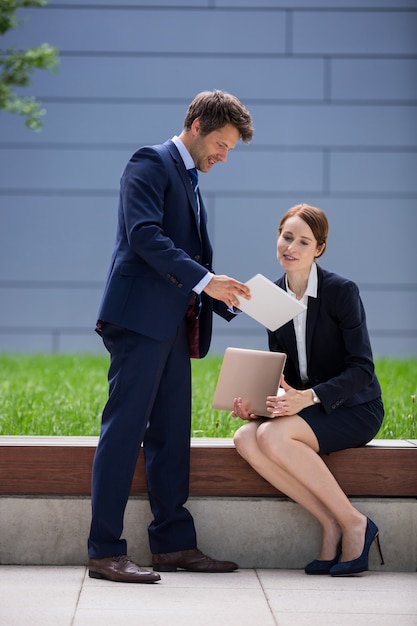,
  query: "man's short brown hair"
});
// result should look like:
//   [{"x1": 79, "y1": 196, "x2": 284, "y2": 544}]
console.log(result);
[{"x1": 183, "y1": 90, "x2": 254, "y2": 143}]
